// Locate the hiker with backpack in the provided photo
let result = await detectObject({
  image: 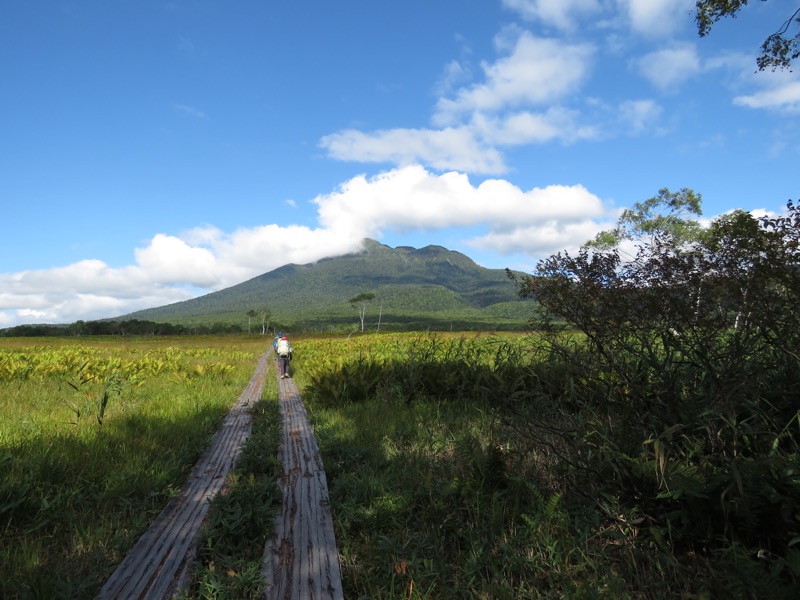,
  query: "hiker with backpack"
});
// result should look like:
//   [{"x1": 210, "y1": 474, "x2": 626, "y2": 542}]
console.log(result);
[
  {"x1": 276, "y1": 334, "x2": 293, "y2": 379},
  {"x1": 273, "y1": 332, "x2": 282, "y2": 355}
]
